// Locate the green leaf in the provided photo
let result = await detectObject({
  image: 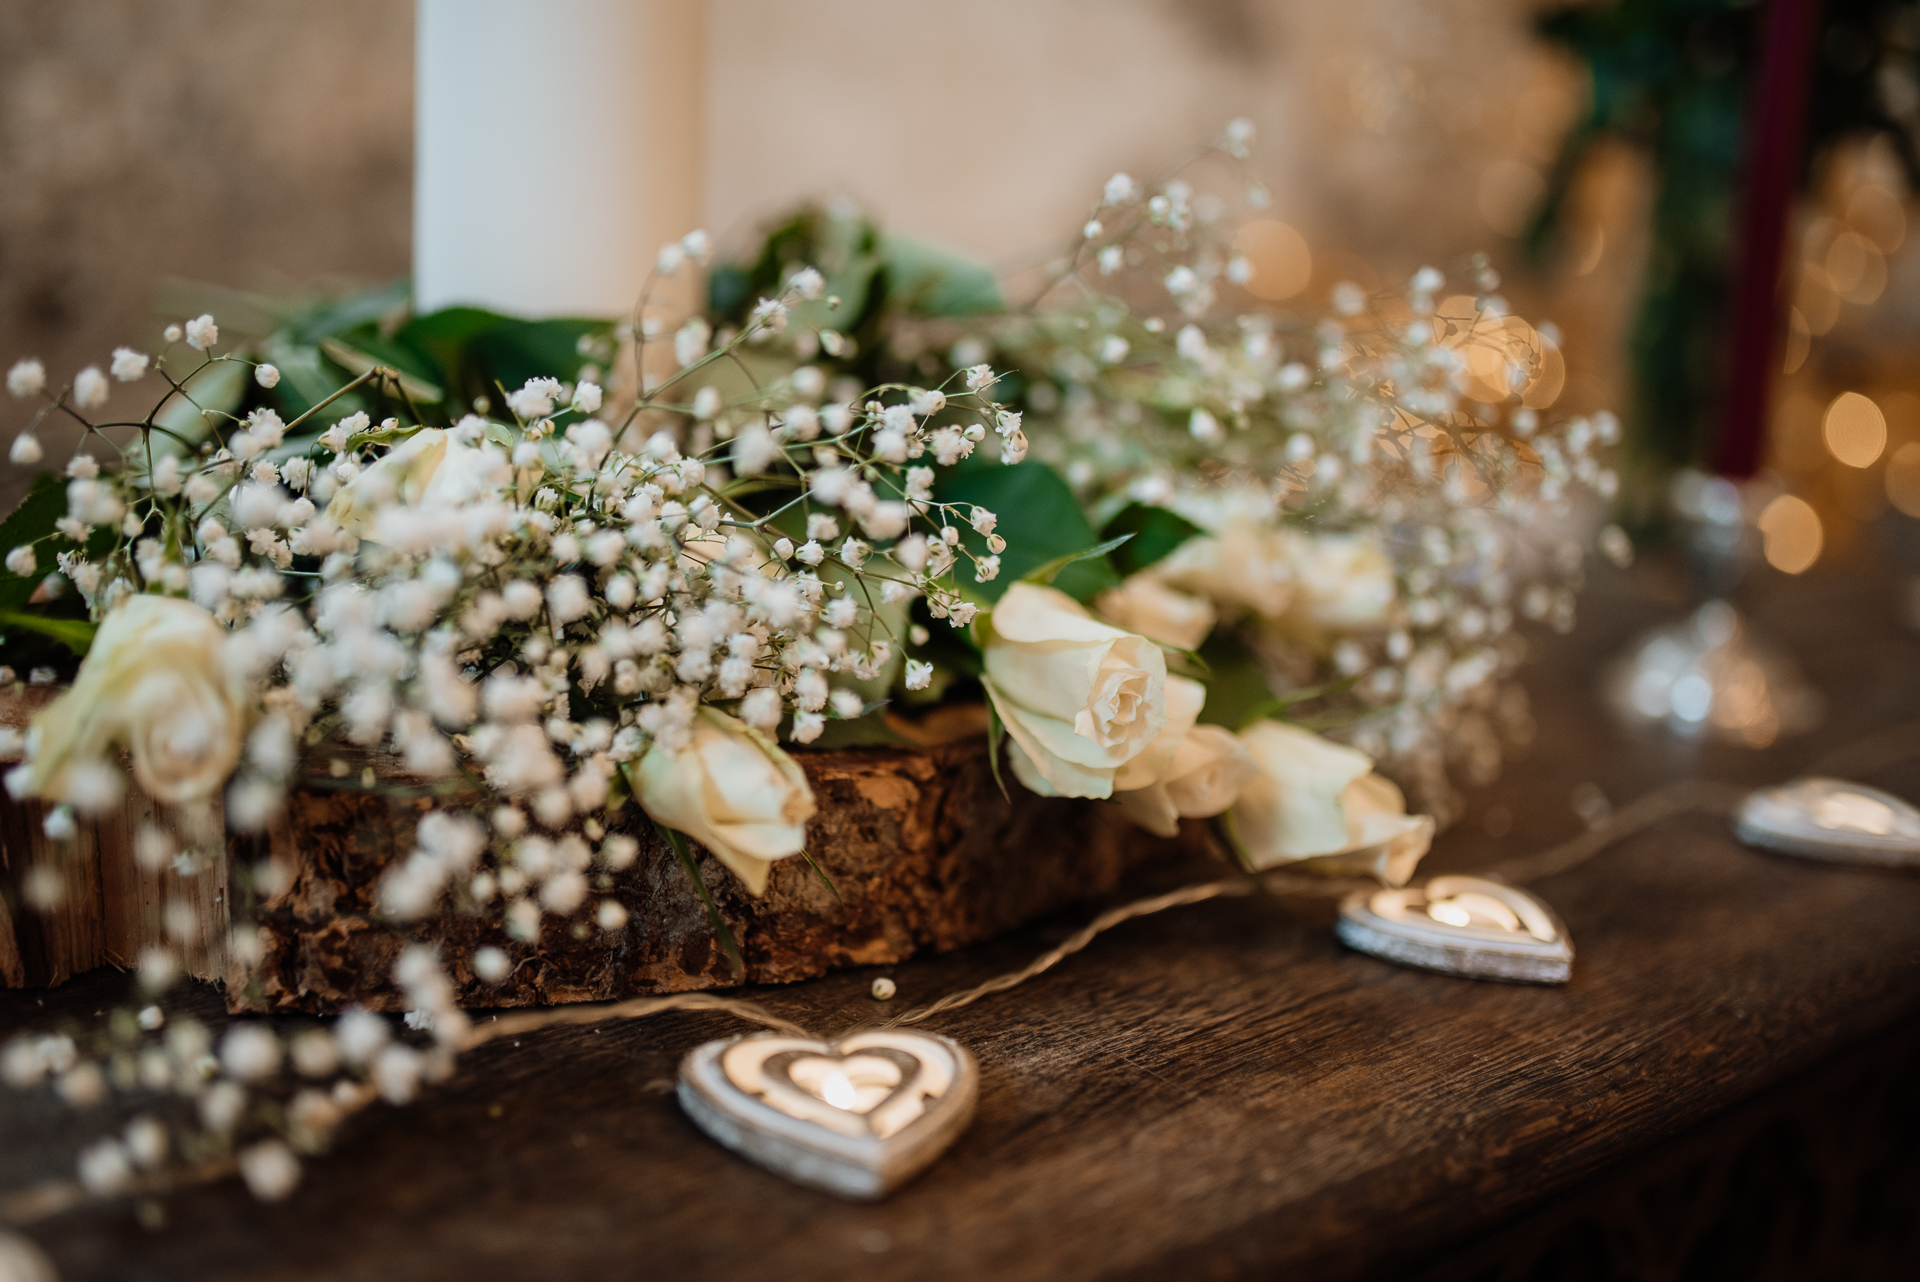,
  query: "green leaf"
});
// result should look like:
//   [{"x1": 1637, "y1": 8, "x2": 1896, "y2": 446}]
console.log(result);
[
  {"x1": 933, "y1": 459, "x2": 1116, "y2": 602},
  {"x1": 656, "y1": 822, "x2": 746, "y2": 981},
  {"x1": 260, "y1": 336, "x2": 354, "y2": 424},
  {"x1": 712, "y1": 206, "x2": 884, "y2": 331},
  {"x1": 984, "y1": 695, "x2": 1010, "y2": 802},
  {"x1": 470, "y1": 317, "x2": 607, "y2": 391},
  {"x1": 796, "y1": 849, "x2": 842, "y2": 904},
  {"x1": 1020, "y1": 534, "x2": 1134, "y2": 591},
  {"x1": 287, "y1": 279, "x2": 412, "y2": 346},
  {"x1": 0, "y1": 475, "x2": 68, "y2": 616},
  {"x1": 707, "y1": 262, "x2": 755, "y2": 320},
  {"x1": 879, "y1": 235, "x2": 1004, "y2": 317},
  {"x1": 395, "y1": 305, "x2": 514, "y2": 355},
  {"x1": 1192, "y1": 631, "x2": 1277, "y2": 732},
  {"x1": 318, "y1": 336, "x2": 445, "y2": 405},
  {"x1": 0, "y1": 611, "x2": 95, "y2": 656},
  {"x1": 153, "y1": 358, "x2": 251, "y2": 449},
  {"x1": 1100, "y1": 503, "x2": 1204, "y2": 578},
  {"x1": 394, "y1": 308, "x2": 607, "y2": 411}
]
